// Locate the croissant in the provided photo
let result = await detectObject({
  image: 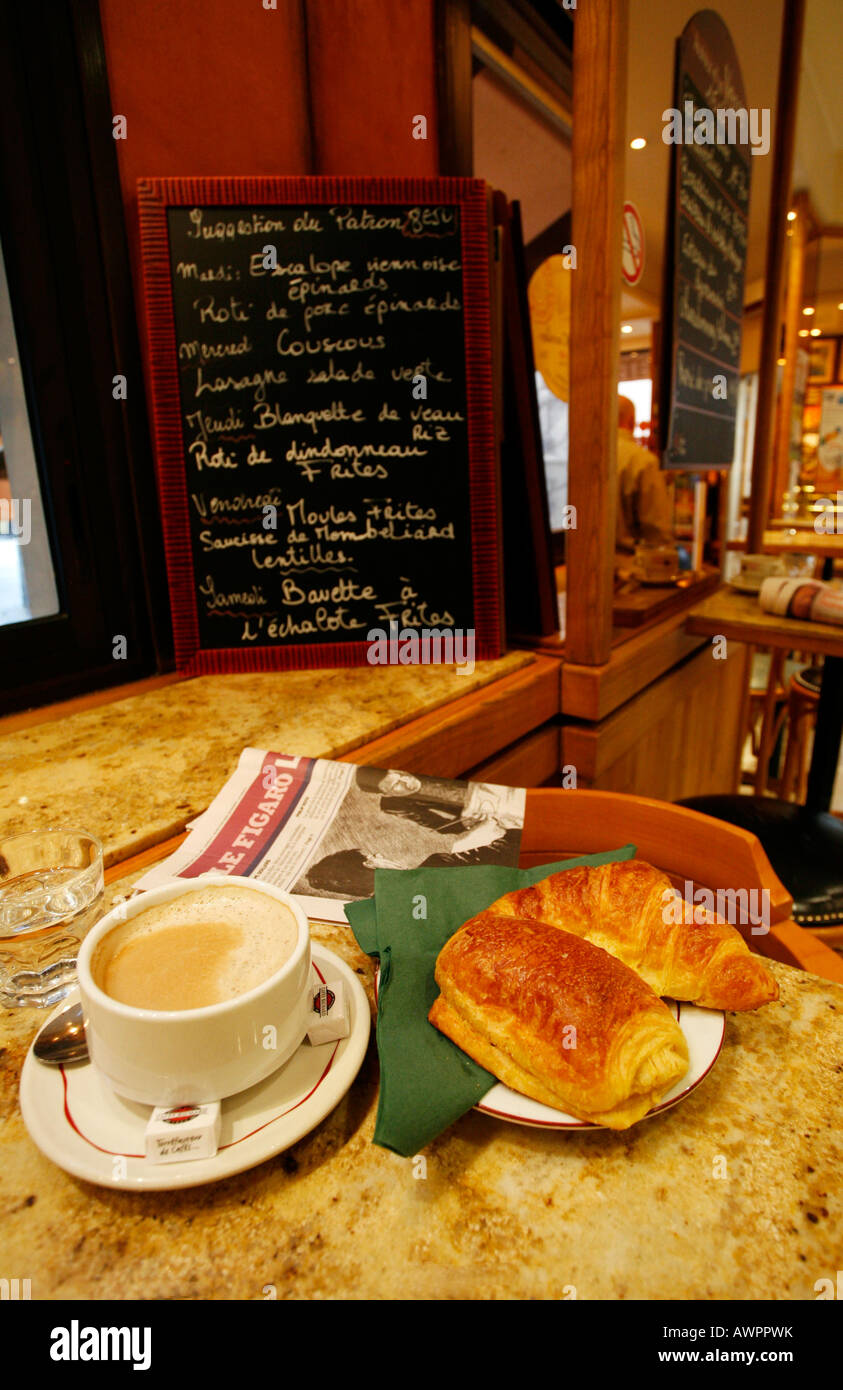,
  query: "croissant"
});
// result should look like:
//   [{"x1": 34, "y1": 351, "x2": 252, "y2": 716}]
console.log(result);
[
  {"x1": 476, "y1": 860, "x2": 778, "y2": 1011},
  {"x1": 429, "y1": 914, "x2": 690, "y2": 1129}
]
